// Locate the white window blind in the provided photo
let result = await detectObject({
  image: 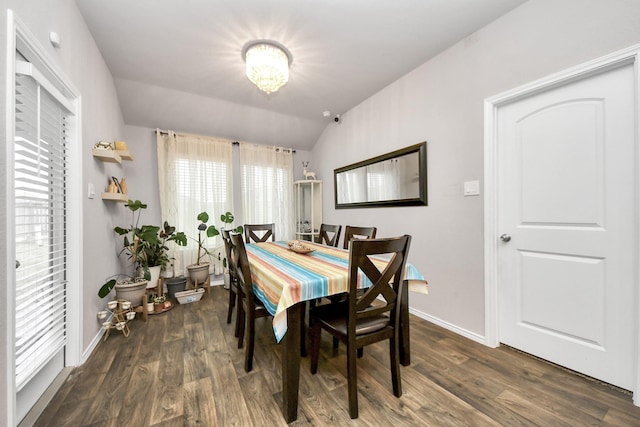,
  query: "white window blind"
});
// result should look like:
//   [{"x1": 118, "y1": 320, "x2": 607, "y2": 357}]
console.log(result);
[{"x1": 14, "y1": 65, "x2": 70, "y2": 391}]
